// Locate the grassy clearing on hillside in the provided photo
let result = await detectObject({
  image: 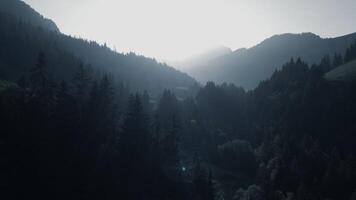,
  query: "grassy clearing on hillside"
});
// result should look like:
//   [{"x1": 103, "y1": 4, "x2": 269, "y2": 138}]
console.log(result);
[{"x1": 325, "y1": 59, "x2": 356, "y2": 81}]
